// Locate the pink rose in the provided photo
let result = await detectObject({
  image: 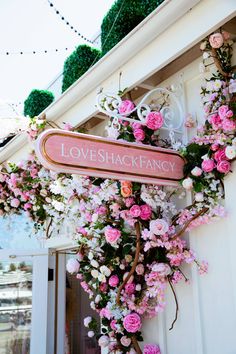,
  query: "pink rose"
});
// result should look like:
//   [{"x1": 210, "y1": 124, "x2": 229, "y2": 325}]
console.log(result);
[
  {"x1": 109, "y1": 275, "x2": 119, "y2": 287},
  {"x1": 201, "y1": 159, "x2": 215, "y2": 172},
  {"x1": 216, "y1": 160, "x2": 231, "y2": 174},
  {"x1": 125, "y1": 283, "x2": 135, "y2": 295},
  {"x1": 99, "y1": 282, "x2": 108, "y2": 293},
  {"x1": 209, "y1": 33, "x2": 224, "y2": 48},
  {"x1": 123, "y1": 313, "x2": 142, "y2": 333},
  {"x1": 133, "y1": 128, "x2": 145, "y2": 141},
  {"x1": 226, "y1": 110, "x2": 233, "y2": 118},
  {"x1": 132, "y1": 122, "x2": 142, "y2": 130},
  {"x1": 23, "y1": 203, "x2": 32, "y2": 210},
  {"x1": 100, "y1": 308, "x2": 112, "y2": 319},
  {"x1": 110, "y1": 319, "x2": 117, "y2": 330},
  {"x1": 150, "y1": 219, "x2": 169, "y2": 235},
  {"x1": 125, "y1": 197, "x2": 135, "y2": 208},
  {"x1": 211, "y1": 144, "x2": 219, "y2": 151},
  {"x1": 140, "y1": 204, "x2": 152, "y2": 220},
  {"x1": 152, "y1": 263, "x2": 171, "y2": 277},
  {"x1": 105, "y1": 227, "x2": 121, "y2": 244},
  {"x1": 209, "y1": 114, "x2": 222, "y2": 129},
  {"x1": 214, "y1": 148, "x2": 227, "y2": 162},
  {"x1": 144, "y1": 344, "x2": 161, "y2": 354},
  {"x1": 218, "y1": 105, "x2": 229, "y2": 119},
  {"x1": 222, "y1": 119, "x2": 236, "y2": 131},
  {"x1": 10, "y1": 198, "x2": 20, "y2": 208},
  {"x1": 136, "y1": 263, "x2": 144, "y2": 275},
  {"x1": 120, "y1": 336, "x2": 131, "y2": 347},
  {"x1": 129, "y1": 205, "x2": 141, "y2": 218},
  {"x1": 146, "y1": 112, "x2": 164, "y2": 130},
  {"x1": 118, "y1": 100, "x2": 135, "y2": 115}
]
